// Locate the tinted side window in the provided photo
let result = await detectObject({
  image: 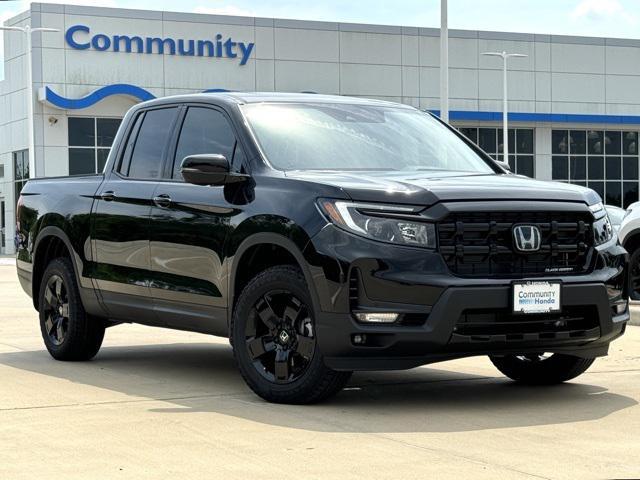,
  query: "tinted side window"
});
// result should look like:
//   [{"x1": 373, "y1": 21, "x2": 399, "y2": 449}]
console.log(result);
[
  {"x1": 118, "y1": 113, "x2": 143, "y2": 175},
  {"x1": 173, "y1": 107, "x2": 237, "y2": 179},
  {"x1": 127, "y1": 107, "x2": 178, "y2": 179}
]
